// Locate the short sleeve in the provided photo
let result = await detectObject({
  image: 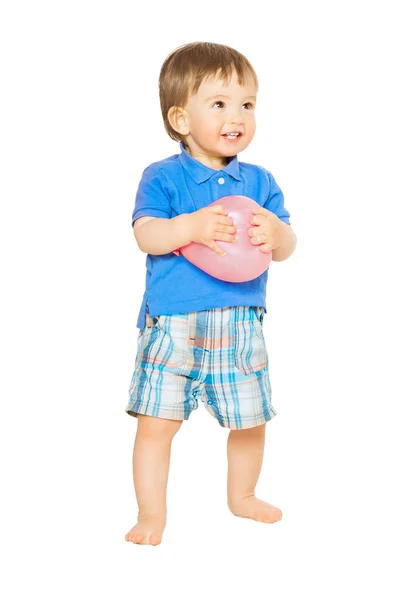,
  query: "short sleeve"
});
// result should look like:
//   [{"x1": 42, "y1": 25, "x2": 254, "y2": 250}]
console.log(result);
[
  {"x1": 131, "y1": 165, "x2": 172, "y2": 227},
  {"x1": 263, "y1": 171, "x2": 291, "y2": 225}
]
